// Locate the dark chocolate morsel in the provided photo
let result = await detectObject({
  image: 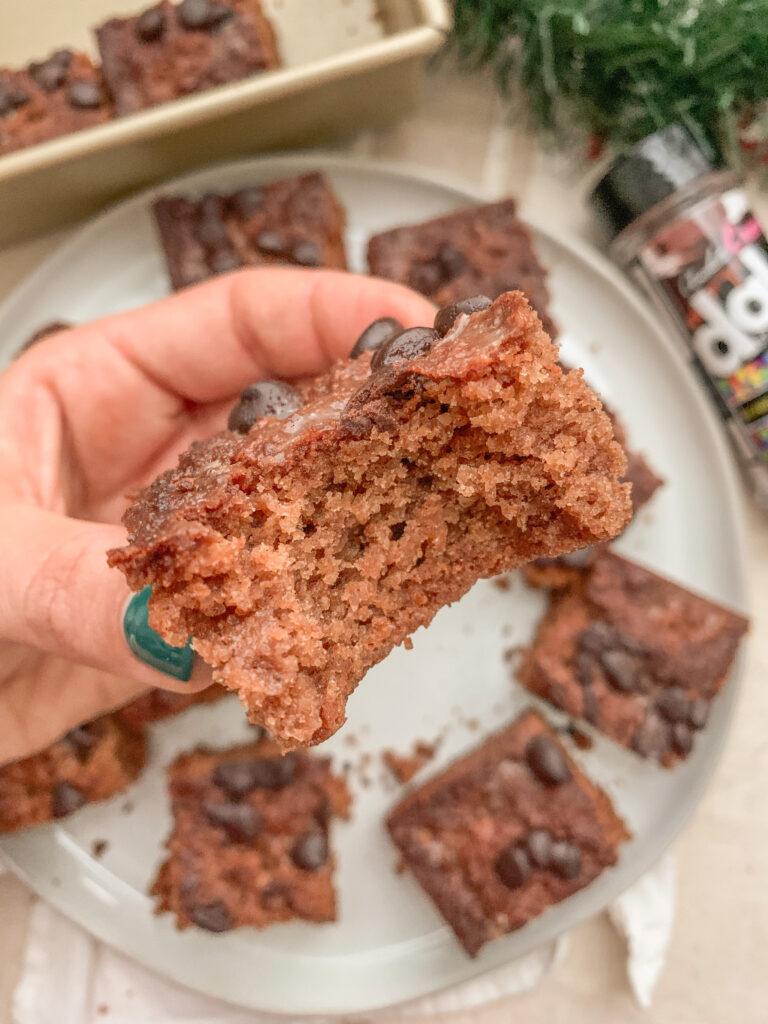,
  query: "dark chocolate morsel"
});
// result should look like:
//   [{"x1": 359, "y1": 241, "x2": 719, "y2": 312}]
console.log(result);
[
  {"x1": 0, "y1": 84, "x2": 30, "y2": 117},
  {"x1": 575, "y1": 650, "x2": 595, "y2": 689},
  {"x1": 408, "y1": 259, "x2": 445, "y2": 295},
  {"x1": 290, "y1": 830, "x2": 329, "y2": 870},
  {"x1": 601, "y1": 649, "x2": 643, "y2": 694},
  {"x1": 631, "y1": 713, "x2": 670, "y2": 759},
  {"x1": 196, "y1": 209, "x2": 229, "y2": 248},
  {"x1": 524, "y1": 735, "x2": 572, "y2": 786},
  {"x1": 256, "y1": 230, "x2": 289, "y2": 257},
  {"x1": 68, "y1": 80, "x2": 102, "y2": 110},
  {"x1": 350, "y1": 317, "x2": 403, "y2": 359},
  {"x1": 228, "y1": 380, "x2": 303, "y2": 433},
  {"x1": 578, "y1": 621, "x2": 615, "y2": 655},
  {"x1": 670, "y1": 722, "x2": 694, "y2": 757},
  {"x1": 687, "y1": 698, "x2": 710, "y2": 730},
  {"x1": 582, "y1": 686, "x2": 600, "y2": 725},
  {"x1": 178, "y1": 0, "x2": 233, "y2": 30},
  {"x1": 208, "y1": 248, "x2": 241, "y2": 275},
  {"x1": 63, "y1": 725, "x2": 95, "y2": 762},
  {"x1": 655, "y1": 686, "x2": 691, "y2": 723},
  {"x1": 51, "y1": 781, "x2": 86, "y2": 818},
  {"x1": 549, "y1": 840, "x2": 582, "y2": 879},
  {"x1": 30, "y1": 52, "x2": 72, "y2": 92},
  {"x1": 370, "y1": 326, "x2": 437, "y2": 371},
  {"x1": 291, "y1": 240, "x2": 322, "y2": 267},
  {"x1": 526, "y1": 828, "x2": 552, "y2": 869},
  {"x1": 231, "y1": 186, "x2": 264, "y2": 218},
  {"x1": 204, "y1": 801, "x2": 263, "y2": 842},
  {"x1": 213, "y1": 754, "x2": 297, "y2": 796},
  {"x1": 437, "y1": 244, "x2": 467, "y2": 279},
  {"x1": 434, "y1": 295, "x2": 492, "y2": 337},
  {"x1": 189, "y1": 900, "x2": 233, "y2": 932},
  {"x1": 136, "y1": 7, "x2": 166, "y2": 40},
  {"x1": 494, "y1": 842, "x2": 531, "y2": 890}
]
